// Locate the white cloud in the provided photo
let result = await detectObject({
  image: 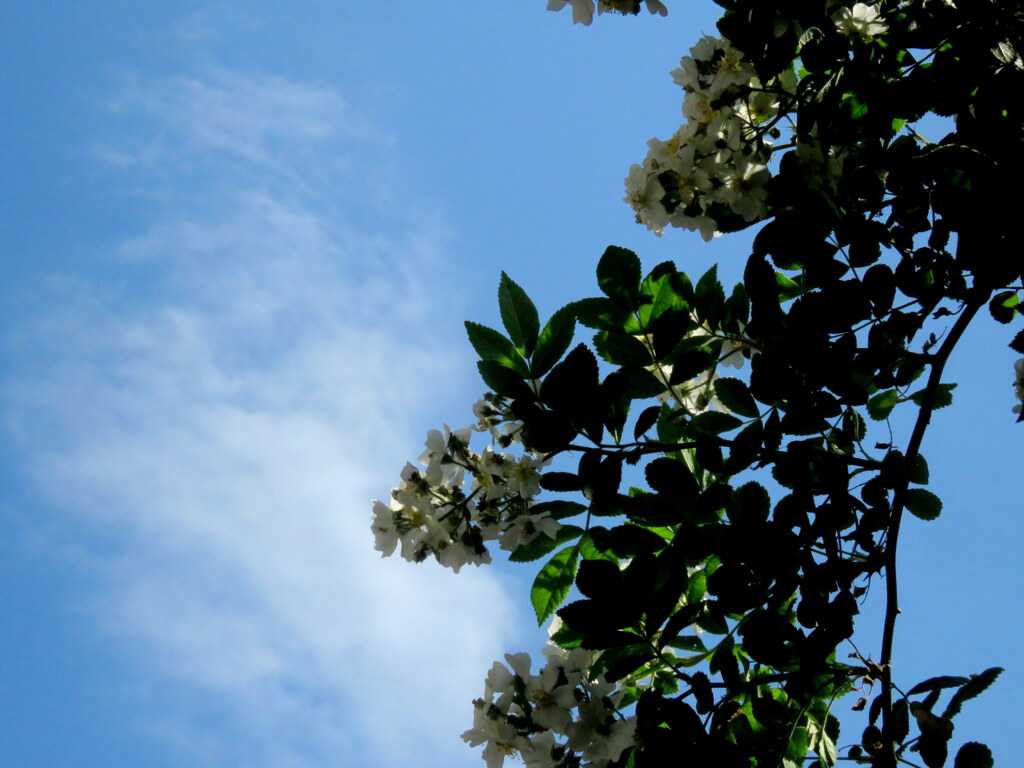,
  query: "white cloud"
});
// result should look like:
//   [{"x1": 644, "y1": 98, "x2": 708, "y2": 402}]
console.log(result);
[{"x1": 6, "y1": 64, "x2": 520, "y2": 767}]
